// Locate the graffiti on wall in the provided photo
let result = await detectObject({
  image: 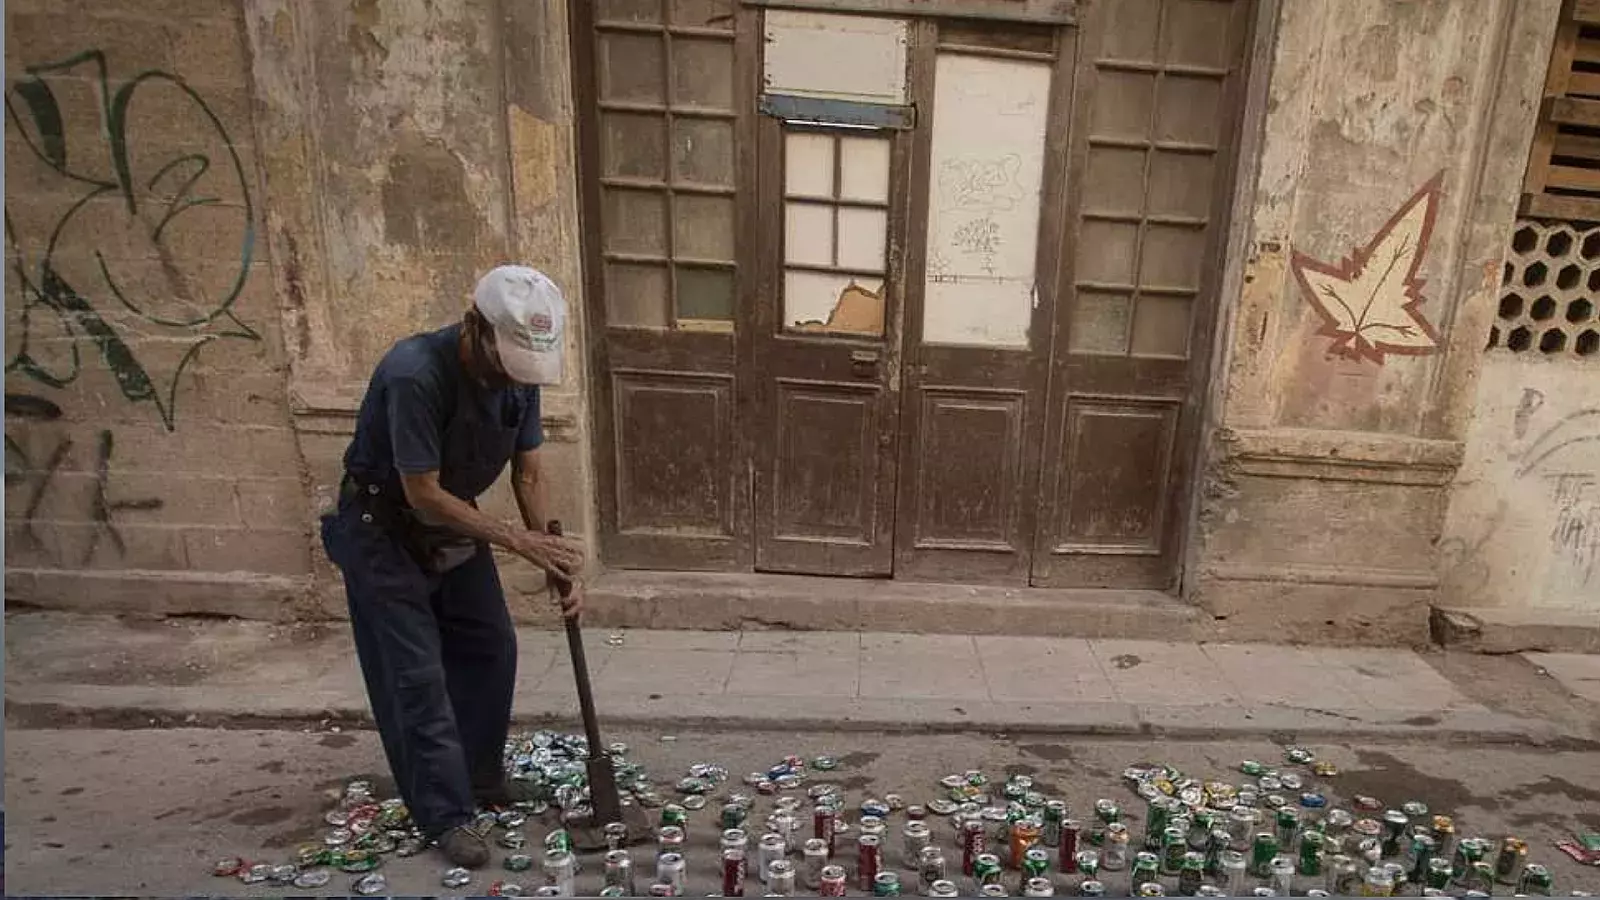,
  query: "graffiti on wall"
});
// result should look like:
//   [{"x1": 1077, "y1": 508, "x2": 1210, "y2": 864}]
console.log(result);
[
  {"x1": 4, "y1": 49, "x2": 259, "y2": 431},
  {"x1": 4, "y1": 393, "x2": 164, "y2": 566},
  {"x1": 1290, "y1": 173, "x2": 1444, "y2": 365}
]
